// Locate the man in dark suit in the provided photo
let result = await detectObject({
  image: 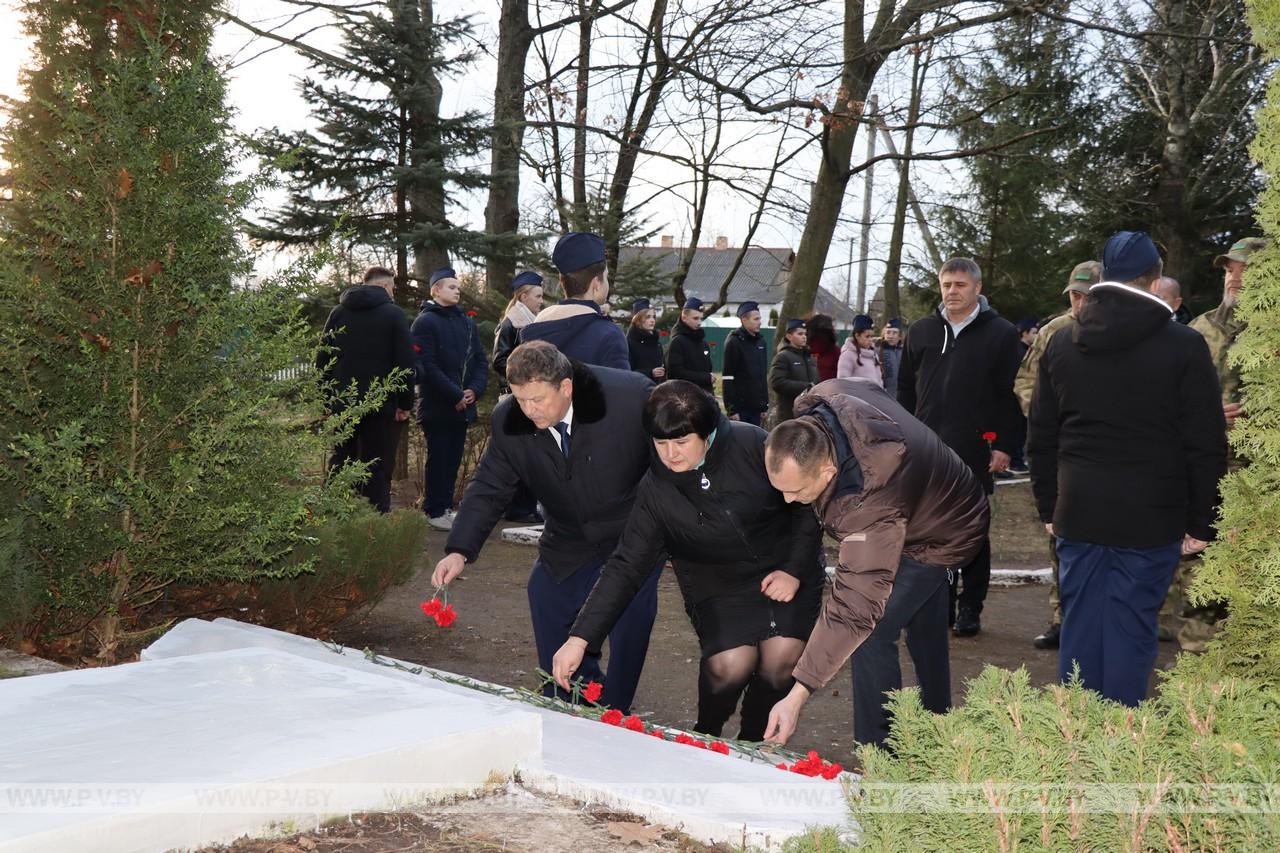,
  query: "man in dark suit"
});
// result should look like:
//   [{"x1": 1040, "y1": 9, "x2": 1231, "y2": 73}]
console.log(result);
[{"x1": 432, "y1": 341, "x2": 659, "y2": 711}]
